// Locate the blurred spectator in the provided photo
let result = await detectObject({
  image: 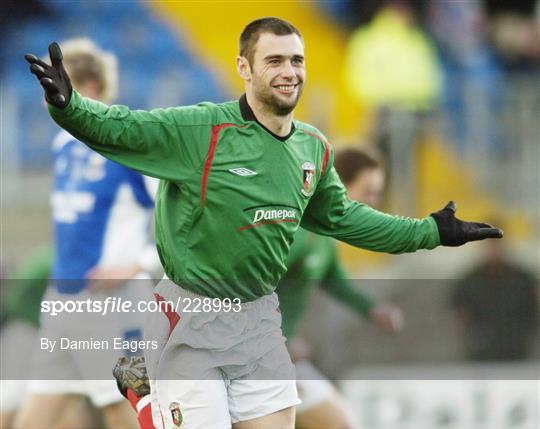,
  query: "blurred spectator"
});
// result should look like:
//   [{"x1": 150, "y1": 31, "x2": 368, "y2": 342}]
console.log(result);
[
  {"x1": 452, "y1": 238, "x2": 539, "y2": 361},
  {"x1": 0, "y1": 0, "x2": 50, "y2": 32},
  {"x1": 343, "y1": 0, "x2": 441, "y2": 215},
  {"x1": 484, "y1": 0, "x2": 540, "y2": 71},
  {"x1": 344, "y1": 1, "x2": 441, "y2": 111},
  {"x1": 320, "y1": 0, "x2": 381, "y2": 30},
  {"x1": 0, "y1": 0, "x2": 51, "y2": 75},
  {"x1": 426, "y1": 0, "x2": 538, "y2": 208},
  {"x1": 426, "y1": 0, "x2": 505, "y2": 163}
]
